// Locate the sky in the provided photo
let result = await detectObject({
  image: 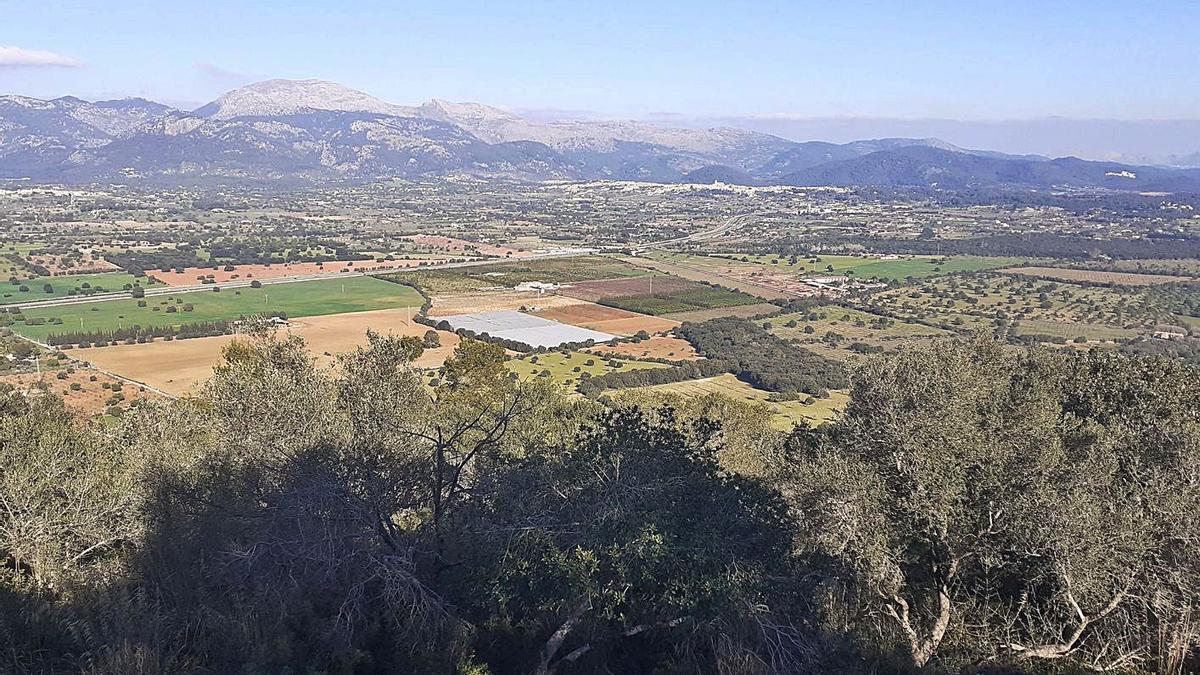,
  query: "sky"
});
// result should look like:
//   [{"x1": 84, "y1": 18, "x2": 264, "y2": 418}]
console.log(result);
[{"x1": 2, "y1": 0, "x2": 1198, "y2": 119}]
